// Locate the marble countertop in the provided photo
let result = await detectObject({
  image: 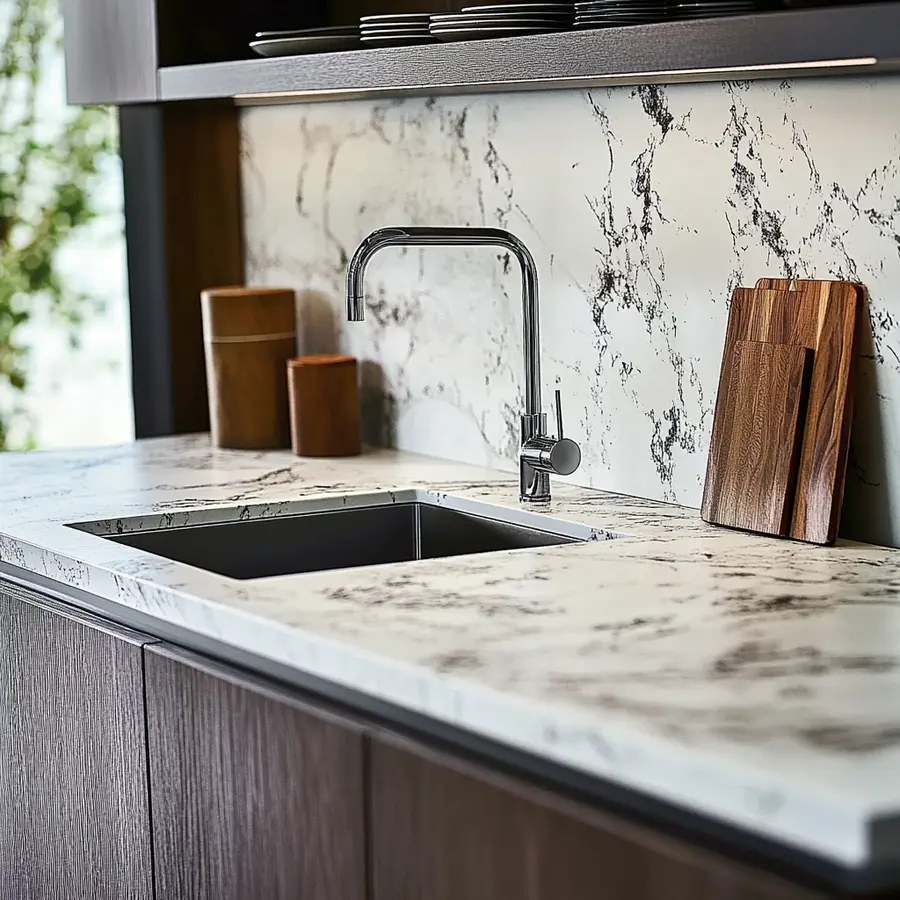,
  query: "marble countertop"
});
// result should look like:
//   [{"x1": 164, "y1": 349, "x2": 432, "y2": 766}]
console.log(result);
[{"x1": 1, "y1": 436, "x2": 899, "y2": 881}]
